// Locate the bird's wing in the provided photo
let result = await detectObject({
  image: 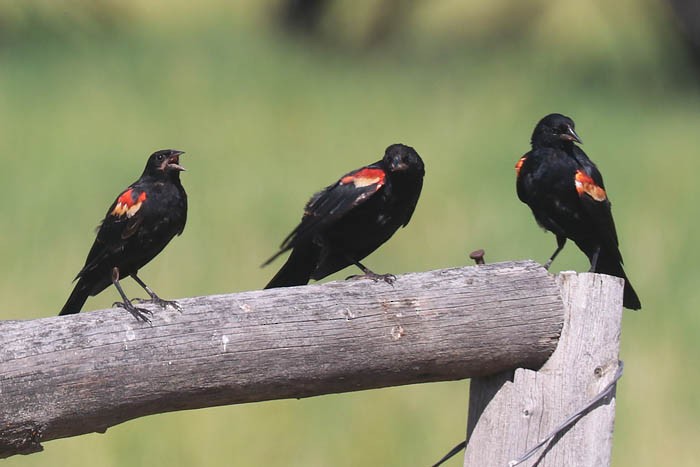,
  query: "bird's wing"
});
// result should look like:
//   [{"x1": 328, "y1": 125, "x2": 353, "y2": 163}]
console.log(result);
[
  {"x1": 77, "y1": 186, "x2": 148, "y2": 277},
  {"x1": 574, "y1": 164, "x2": 621, "y2": 254},
  {"x1": 515, "y1": 152, "x2": 531, "y2": 203},
  {"x1": 104, "y1": 187, "x2": 148, "y2": 239},
  {"x1": 263, "y1": 165, "x2": 386, "y2": 265}
]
